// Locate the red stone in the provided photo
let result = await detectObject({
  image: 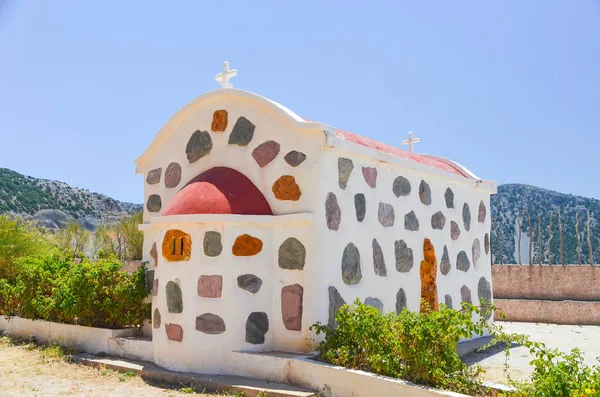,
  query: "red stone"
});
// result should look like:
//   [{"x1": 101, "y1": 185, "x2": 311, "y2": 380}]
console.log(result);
[
  {"x1": 362, "y1": 167, "x2": 377, "y2": 188},
  {"x1": 165, "y1": 323, "x2": 183, "y2": 342},
  {"x1": 162, "y1": 167, "x2": 273, "y2": 216},
  {"x1": 252, "y1": 140, "x2": 281, "y2": 167},
  {"x1": 197, "y1": 275, "x2": 223, "y2": 298},
  {"x1": 281, "y1": 284, "x2": 303, "y2": 331},
  {"x1": 451, "y1": 221, "x2": 461, "y2": 240}
]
